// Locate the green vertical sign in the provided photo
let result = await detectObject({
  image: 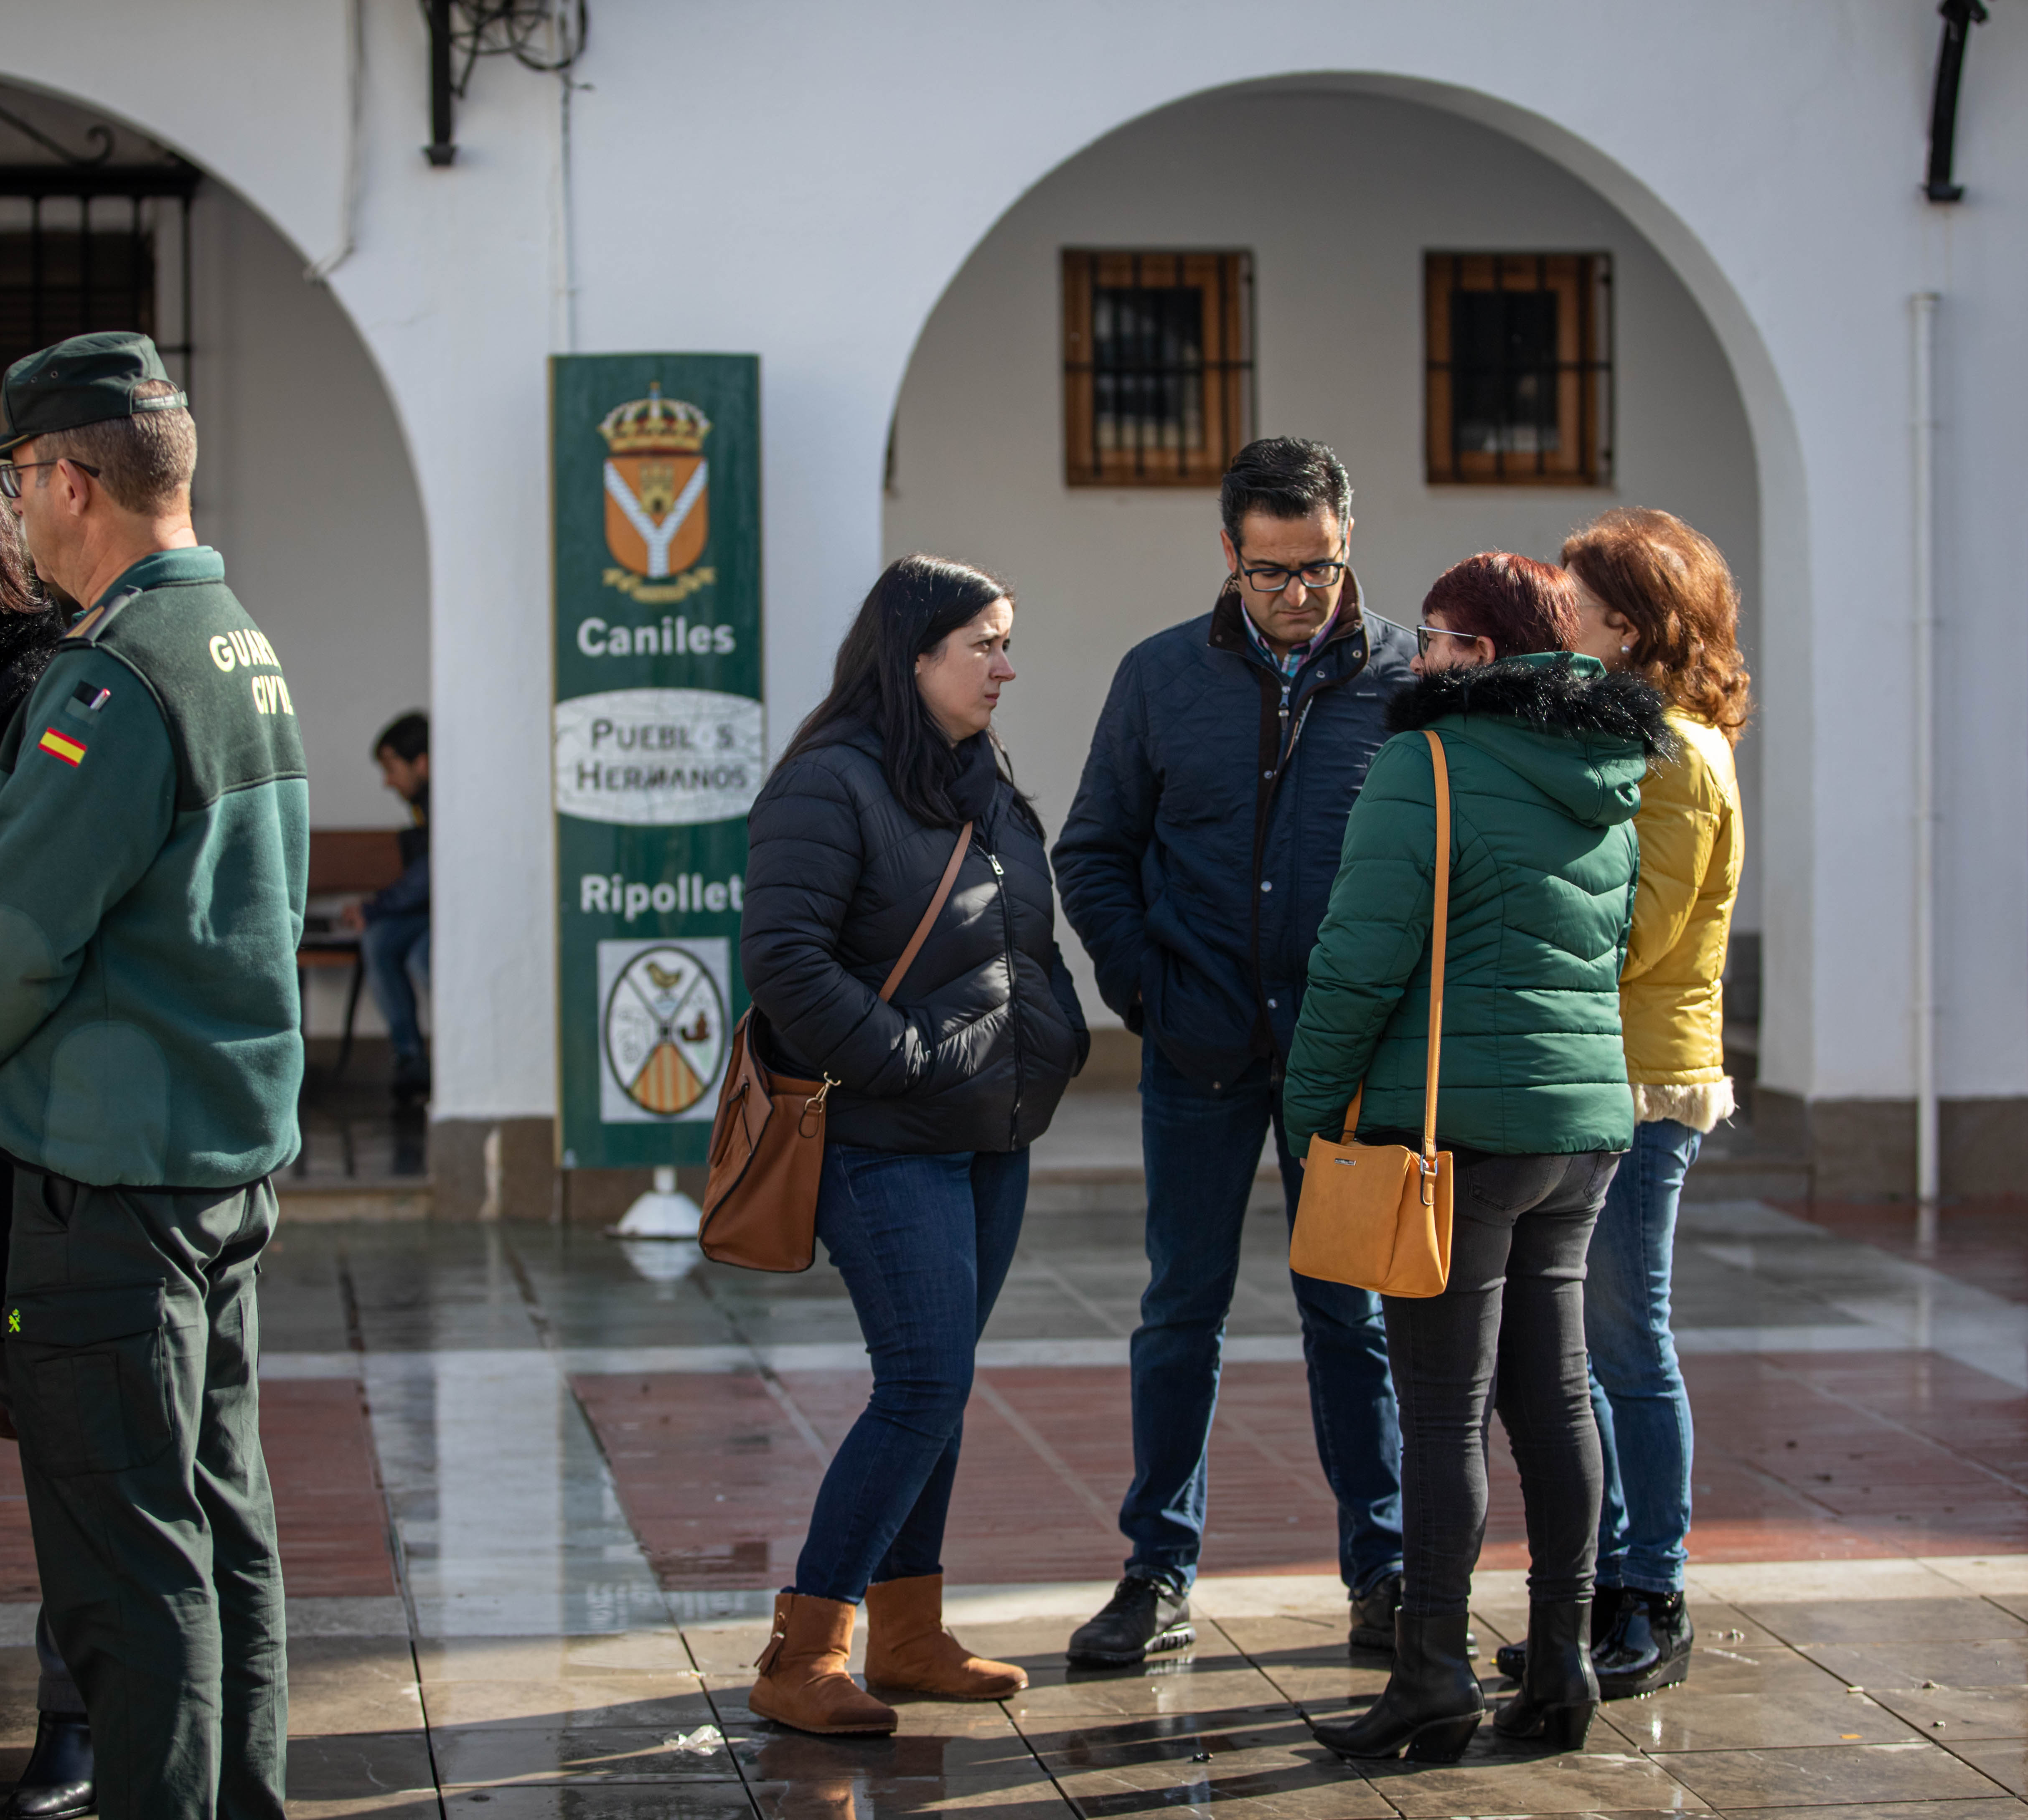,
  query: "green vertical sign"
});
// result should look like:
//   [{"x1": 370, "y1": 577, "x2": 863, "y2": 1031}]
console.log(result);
[{"x1": 550, "y1": 354, "x2": 762, "y2": 1169}]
